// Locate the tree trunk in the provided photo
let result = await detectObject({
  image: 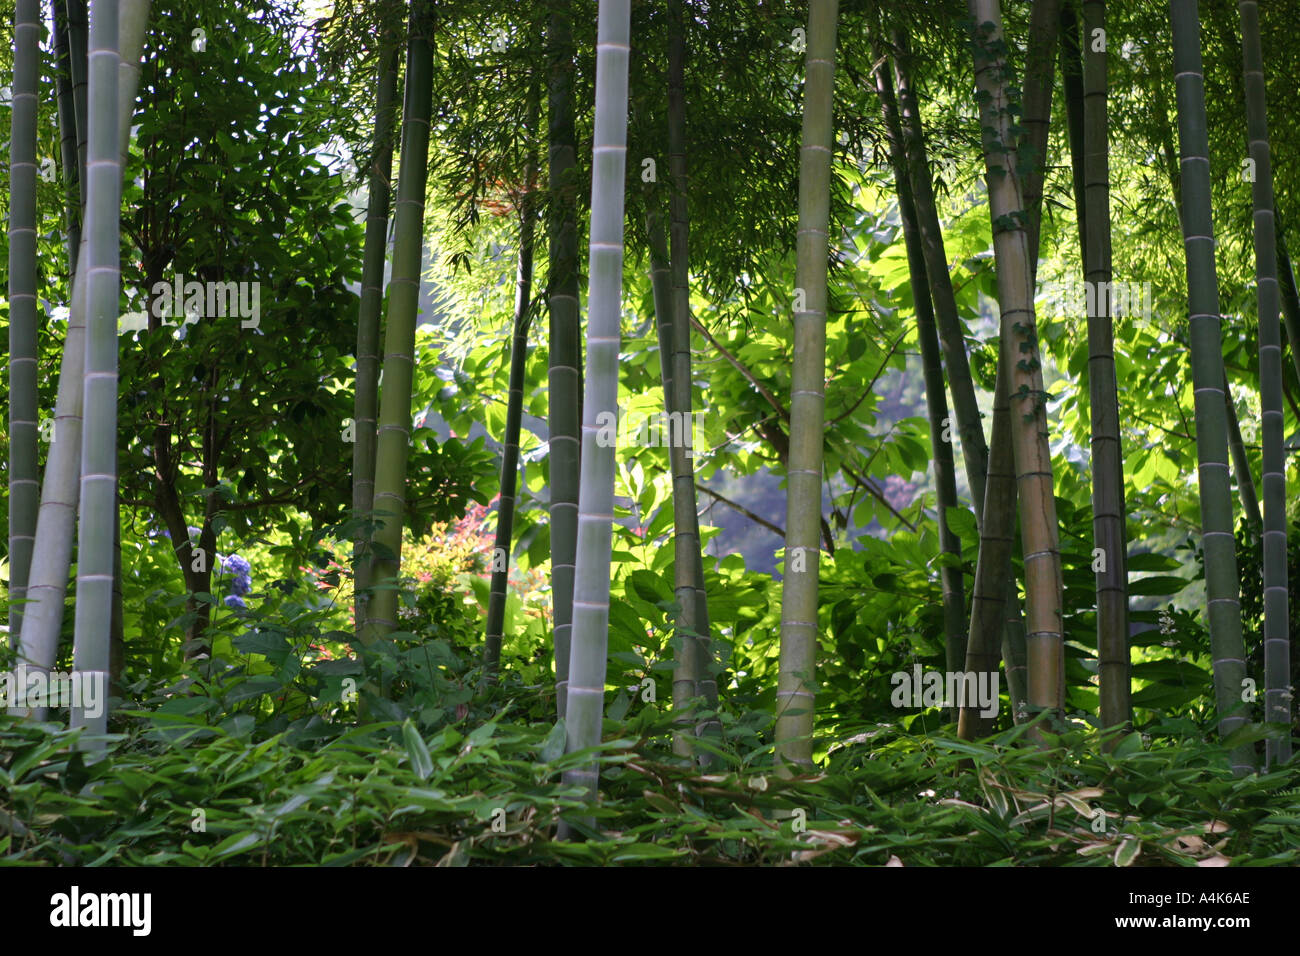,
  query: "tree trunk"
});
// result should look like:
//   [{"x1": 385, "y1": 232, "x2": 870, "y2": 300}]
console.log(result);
[
  {"x1": 362, "y1": 0, "x2": 434, "y2": 651},
  {"x1": 1168, "y1": 0, "x2": 1253, "y2": 774},
  {"x1": 7, "y1": 0, "x2": 41, "y2": 645},
  {"x1": 875, "y1": 52, "x2": 966, "y2": 715},
  {"x1": 775, "y1": 0, "x2": 839, "y2": 775},
  {"x1": 968, "y1": 0, "x2": 1066, "y2": 721},
  {"x1": 1238, "y1": 0, "x2": 1290, "y2": 767},
  {"x1": 483, "y1": 92, "x2": 539, "y2": 683},
  {"x1": 546, "y1": 4, "x2": 582, "y2": 720},
  {"x1": 352, "y1": 26, "x2": 400, "y2": 643},
  {"x1": 560, "y1": 0, "x2": 632, "y2": 833}
]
